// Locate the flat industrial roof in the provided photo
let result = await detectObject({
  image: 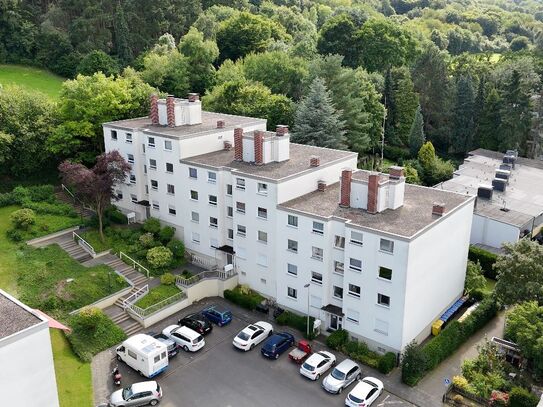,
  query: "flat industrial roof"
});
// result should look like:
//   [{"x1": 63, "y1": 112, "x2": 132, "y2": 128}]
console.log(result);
[{"x1": 0, "y1": 290, "x2": 43, "y2": 340}]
